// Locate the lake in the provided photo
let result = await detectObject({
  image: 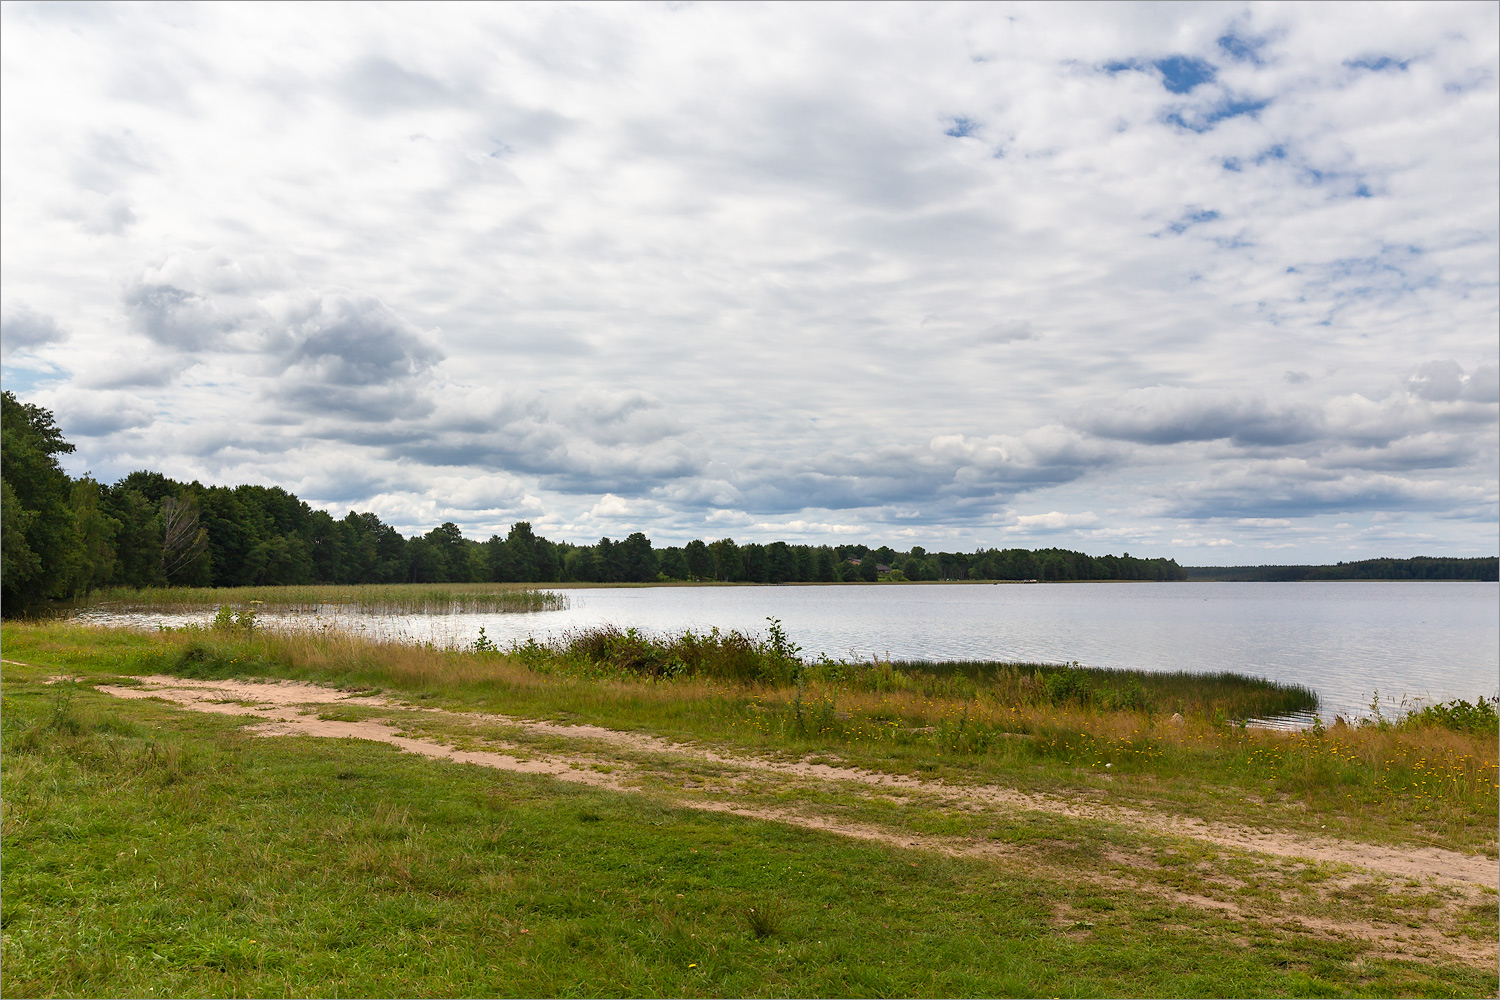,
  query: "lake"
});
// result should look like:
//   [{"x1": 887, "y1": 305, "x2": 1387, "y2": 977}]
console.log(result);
[{"x1": 76, "y1": 581, "x2": 1498, "y2": 722}]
